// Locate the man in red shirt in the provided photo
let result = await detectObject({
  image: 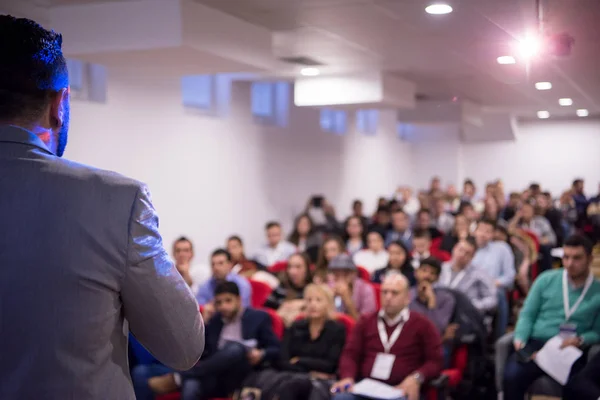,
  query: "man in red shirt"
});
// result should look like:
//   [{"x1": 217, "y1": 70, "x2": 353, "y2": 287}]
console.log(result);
[{"x1": 330, "y1": 273, "x2": 443, "y2": 400}]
